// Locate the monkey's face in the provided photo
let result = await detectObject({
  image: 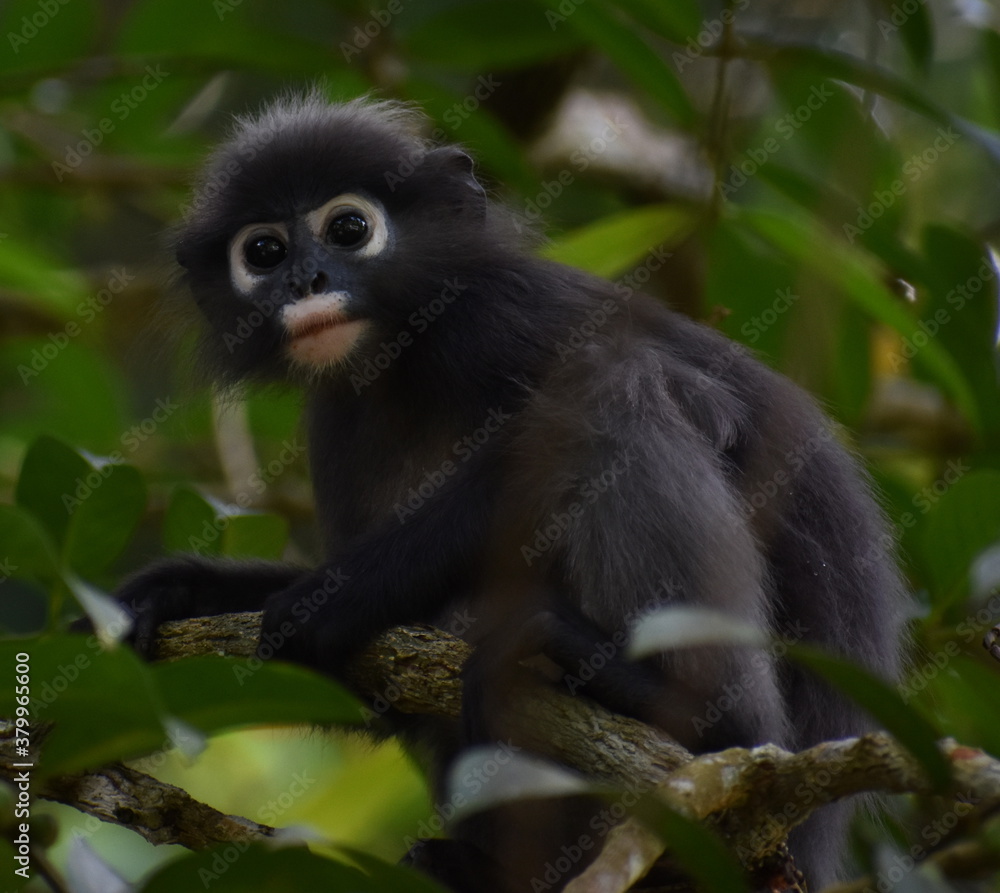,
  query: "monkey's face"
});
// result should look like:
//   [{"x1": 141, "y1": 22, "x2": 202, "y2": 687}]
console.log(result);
[
  {"x1": 176, "y1": 98, "x2": 490, "y2": 388},
  {"x1": 226, "y1": 191, "x2": 391, "y2": 375}
]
